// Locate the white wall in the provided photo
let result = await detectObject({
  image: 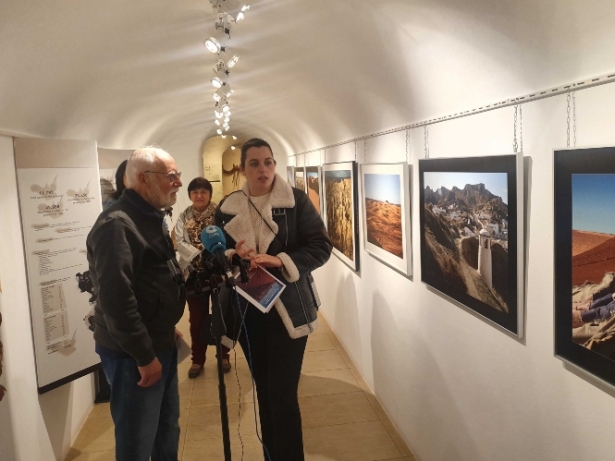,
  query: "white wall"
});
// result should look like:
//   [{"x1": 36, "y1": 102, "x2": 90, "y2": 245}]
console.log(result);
[
  {"x1": 0, "y1": 135, "x2": 96, "y2": 461},
  {"x1": 314, "y1": 83, "x2": 615, "y2": 461}
]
